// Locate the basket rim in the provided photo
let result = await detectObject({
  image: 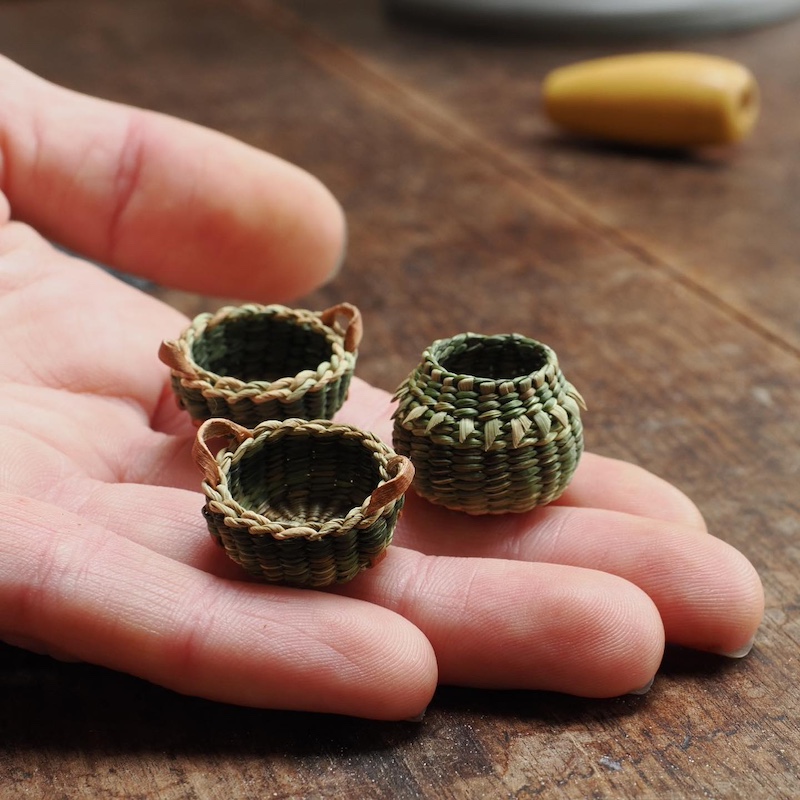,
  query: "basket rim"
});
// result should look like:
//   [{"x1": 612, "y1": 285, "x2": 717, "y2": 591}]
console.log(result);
[
  {"x1": 201, "y1": 419, "x2": 407, "y2": 541},
  {"x1": 422, "y1": 332, "x2": 559, "y2": 388},
  {"x1": 168, "y1": 304, "x2": 357, "y2": 400}
]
